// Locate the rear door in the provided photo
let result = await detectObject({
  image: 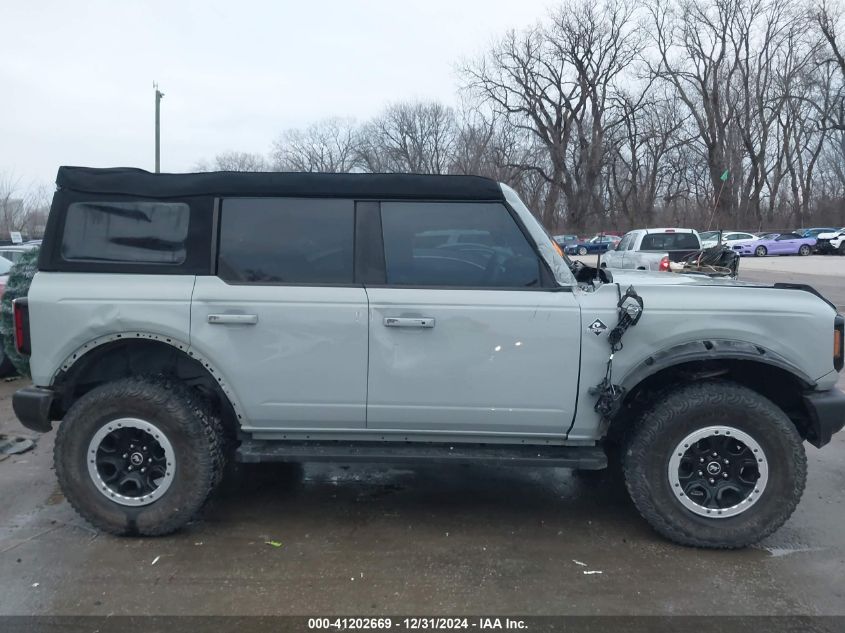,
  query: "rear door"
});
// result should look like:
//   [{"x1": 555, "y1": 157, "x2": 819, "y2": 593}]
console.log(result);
[
  {"x1": 190, "y1": 198, "x2": 369, "y2": 432},
  {"x1": 364, "y1": 200, "x2": 581, "y2": 436},
  {"x1": 620, "y1": 232, "x2": 639, "y2": 269},
  {"x1": 602, "y1": 233, "x2": 627, "y2": 268}
]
